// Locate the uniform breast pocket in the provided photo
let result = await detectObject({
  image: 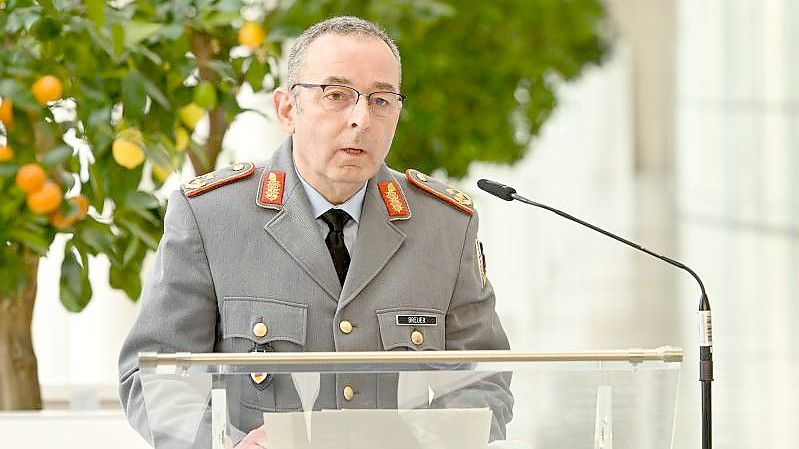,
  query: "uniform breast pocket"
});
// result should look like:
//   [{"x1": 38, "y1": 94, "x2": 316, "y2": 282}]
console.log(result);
[
  {"x1": 221, "y1": 297, "x2": 307, "y2": 422},
  {"x1": 376, "y1": 307, "x2": 446, "y2": 351}
]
